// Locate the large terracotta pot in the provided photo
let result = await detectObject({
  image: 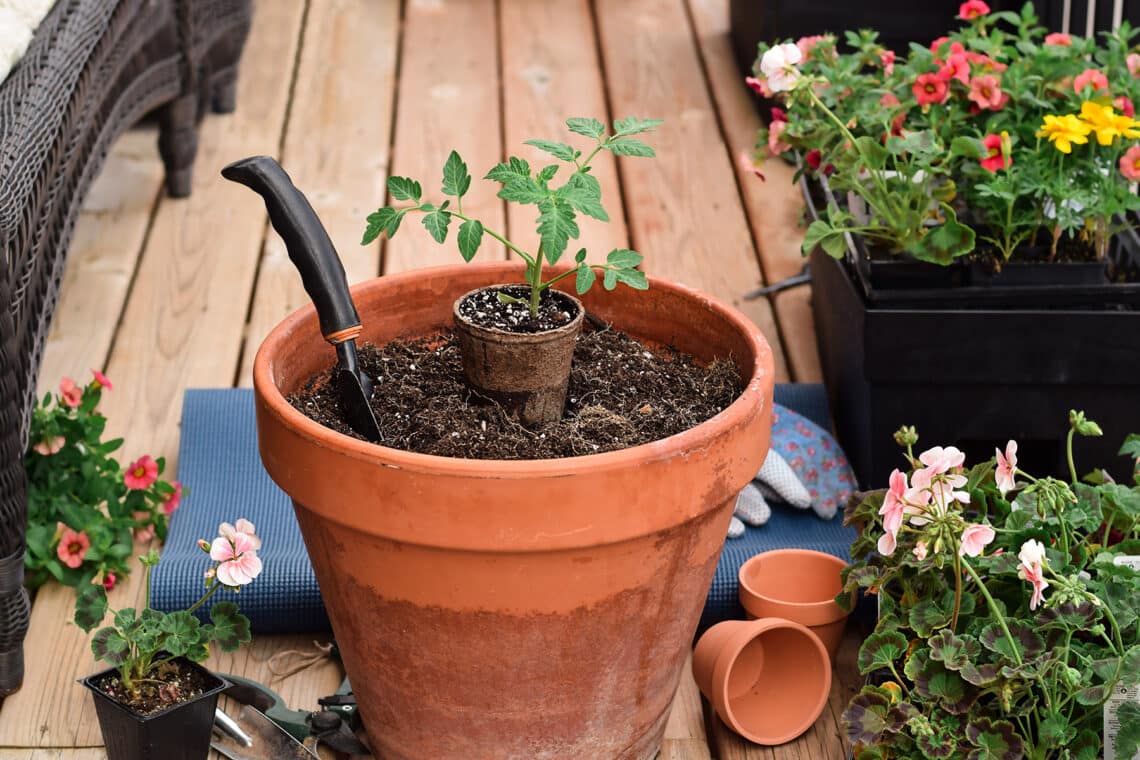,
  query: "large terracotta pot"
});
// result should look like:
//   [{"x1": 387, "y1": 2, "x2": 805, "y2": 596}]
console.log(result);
[{"x1": 253, "y1": 261, "x2": 775, "y2": 759}]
